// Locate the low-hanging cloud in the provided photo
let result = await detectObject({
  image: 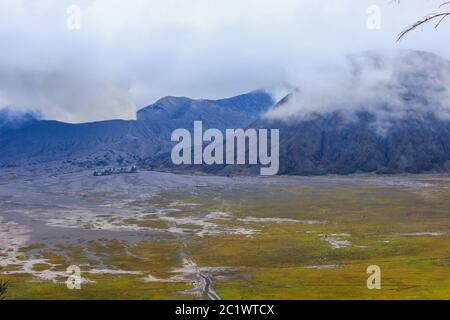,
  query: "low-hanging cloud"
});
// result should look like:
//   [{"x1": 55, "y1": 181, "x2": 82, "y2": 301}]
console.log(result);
[
  {"x1": 0, "y1": 0, "x2": 449, "y2": 123},
  {"x1": 264, "y1": 50, "x2": 450, "y2": 128}
]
